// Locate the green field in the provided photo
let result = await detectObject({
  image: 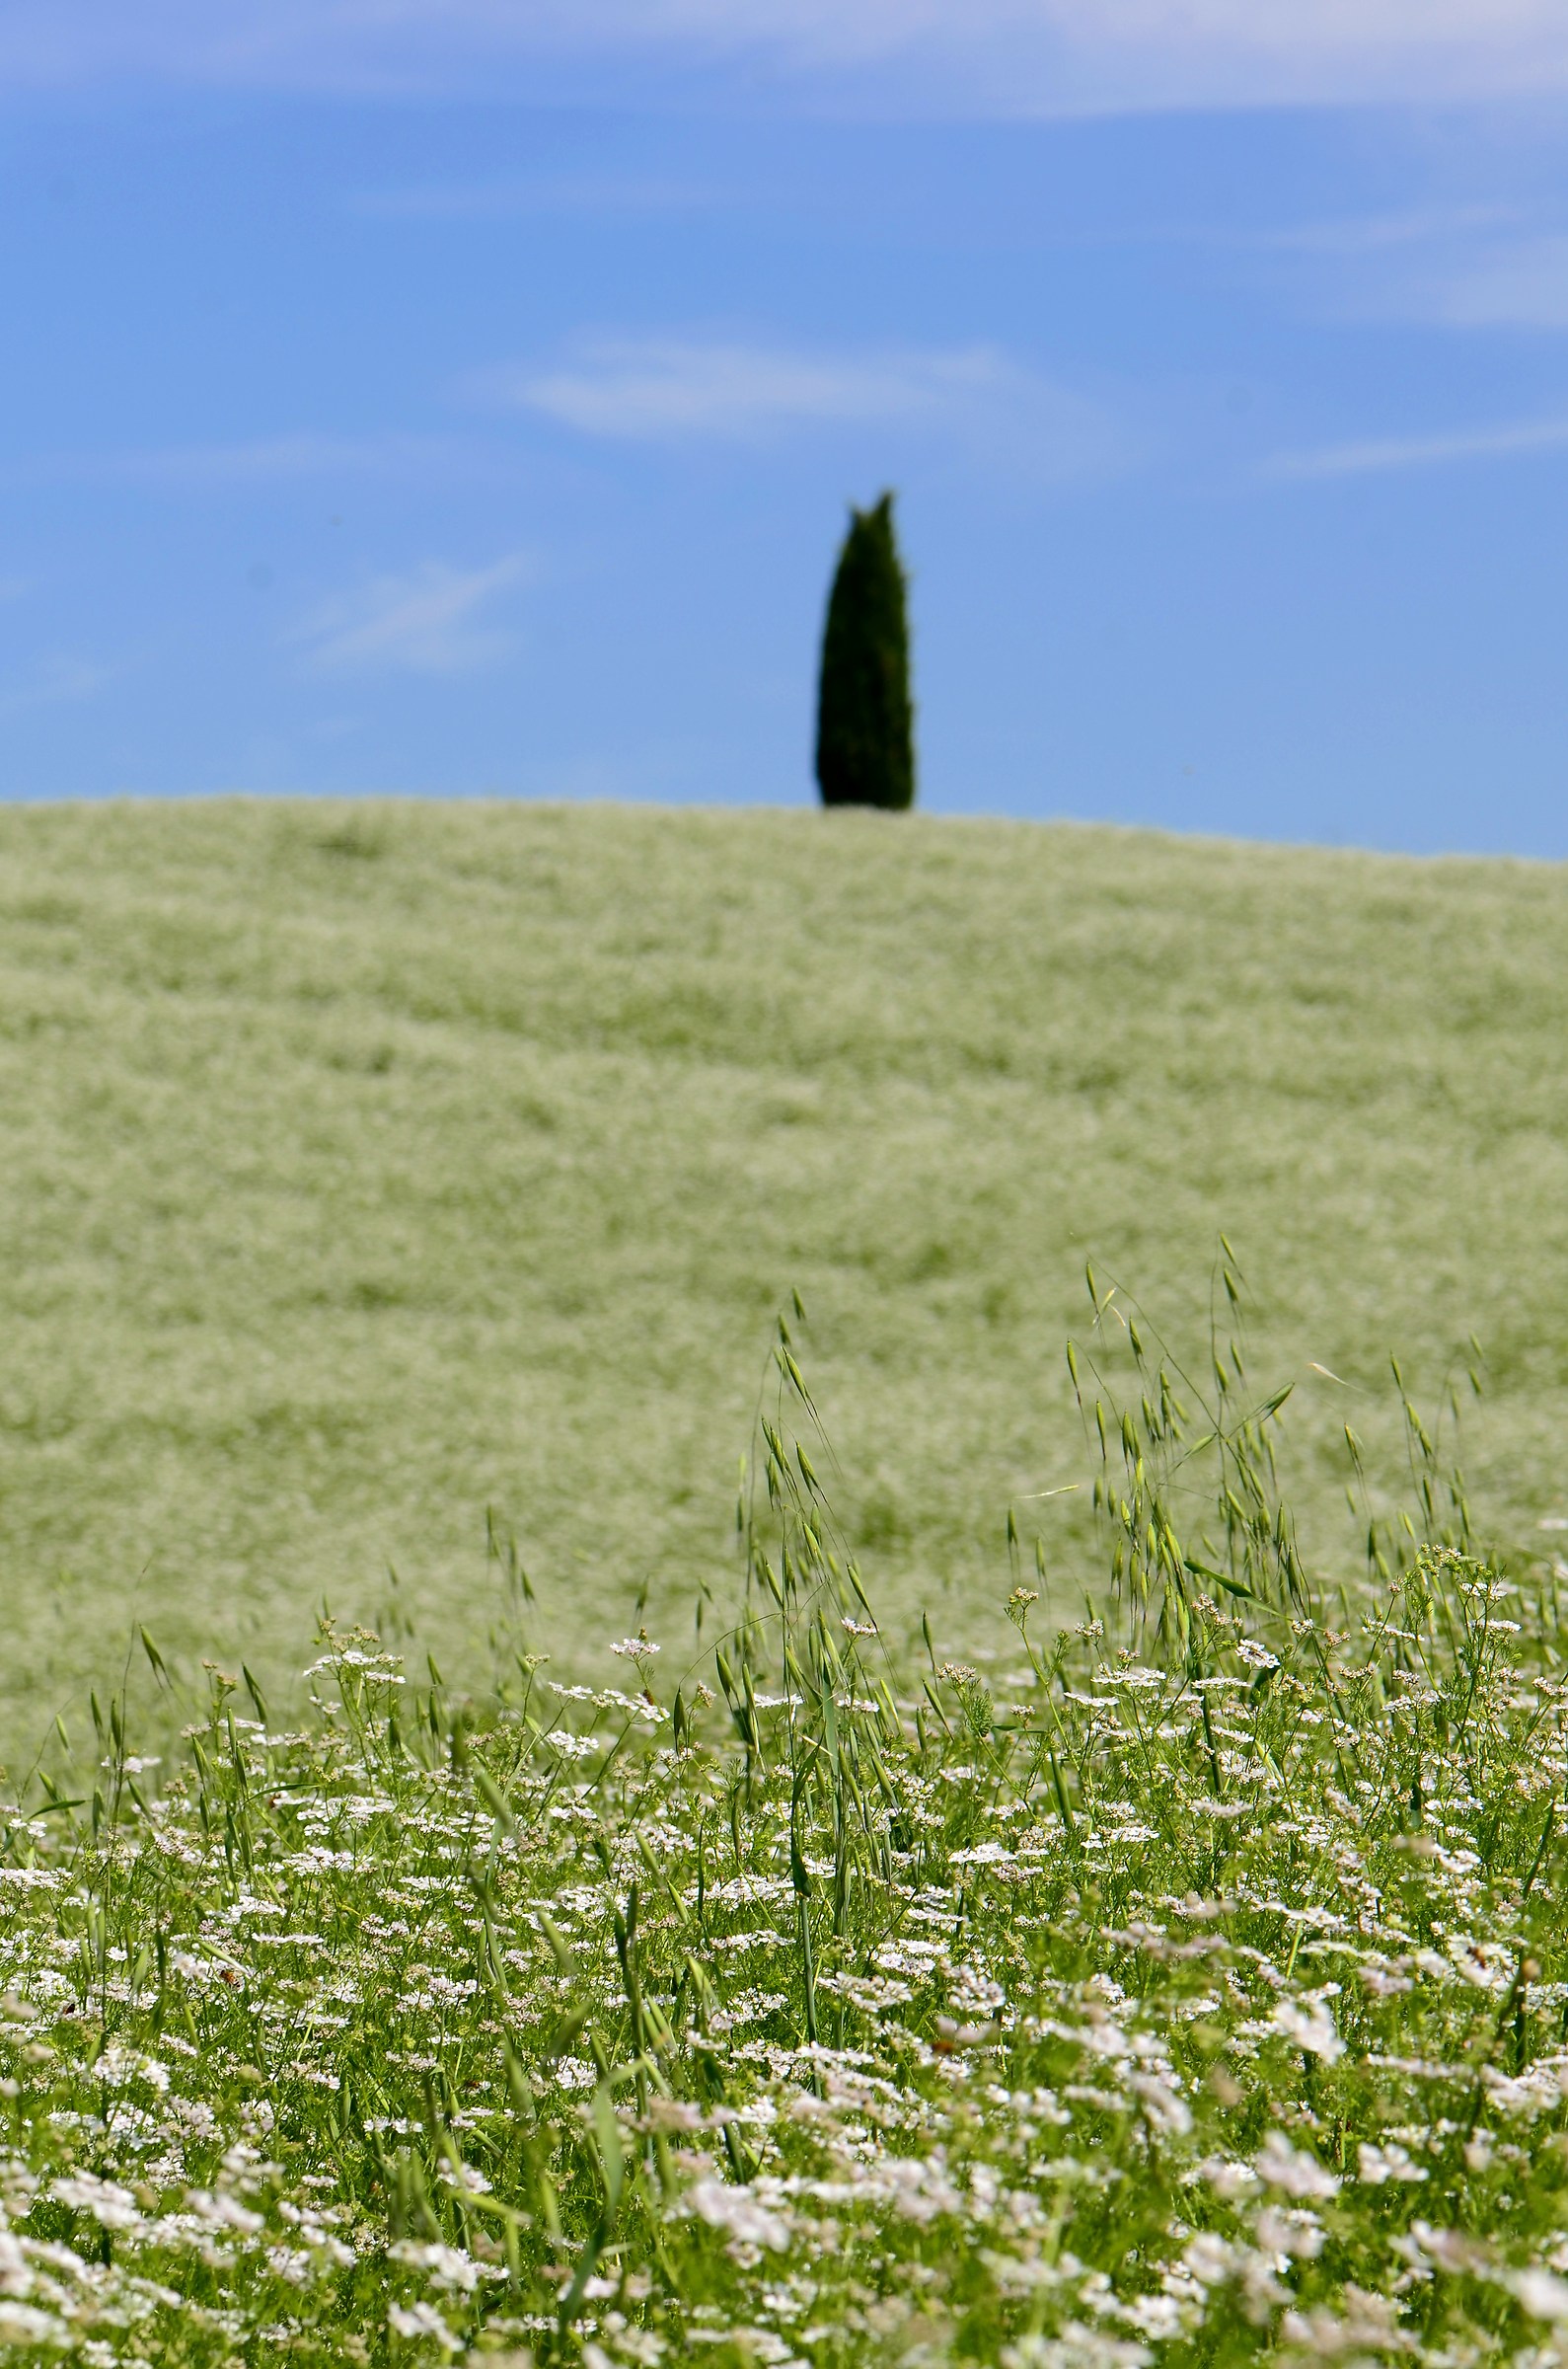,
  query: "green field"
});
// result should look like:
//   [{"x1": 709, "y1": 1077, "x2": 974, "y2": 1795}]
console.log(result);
[
  {"x1": 1, "y1": 798, "x2": 1566, "y2": 1750},
  {"x1": 6, "y1": 1391, "x2": 1568, "y2": 2368}
]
